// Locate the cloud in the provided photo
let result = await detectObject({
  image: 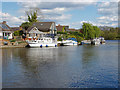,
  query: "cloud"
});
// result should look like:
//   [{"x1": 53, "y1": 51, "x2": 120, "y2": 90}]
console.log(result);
[
  {"x1": 1, "y1": 1, "x2": 118, "y2": 28},
  {"x1": 0, "y1": 12, "x2": 25, "y2": 26},
  {"x1": 3, "y1": 0, "x2": 119, "y2": 2},
  {"x1": 96, "y1": 2, "x2": 118, "y2": 27},
  {"x1": 17, "y1": 1, "x2": 118, "y2": 28},
  {"x1": 17, "y1": 2, "x2": 97, "y2": 27}
]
